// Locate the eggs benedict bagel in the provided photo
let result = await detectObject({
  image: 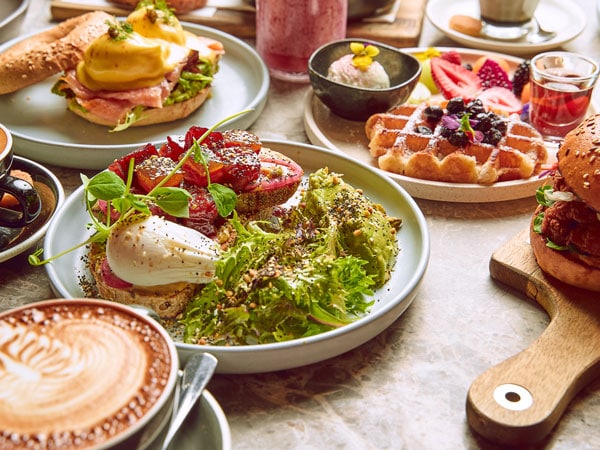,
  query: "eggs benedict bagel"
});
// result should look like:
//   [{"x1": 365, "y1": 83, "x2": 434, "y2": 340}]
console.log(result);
[{"x1": 52, "y1": 1, "x2": 224, "y2": 131}]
